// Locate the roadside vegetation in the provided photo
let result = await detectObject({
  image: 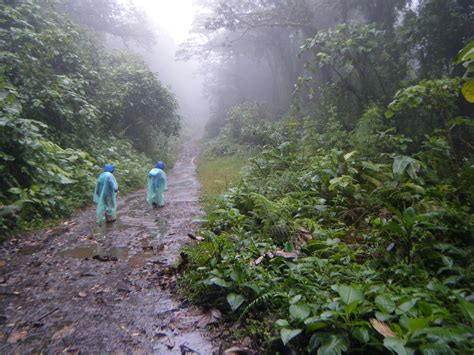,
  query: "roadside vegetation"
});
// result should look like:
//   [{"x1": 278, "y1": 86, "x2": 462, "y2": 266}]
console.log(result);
[
  {"x1": 0, "y1": 1, "x2": 180, "y2": 237},
  {"x1": 197, "y1": 151, "x2": 249, "y2": 211},
  {"x1": 196, "y1": 102, "x2": 280, "y2": 209},
  {"x1": 182, "y1": 1, "x2": 474, "y2": 353}
]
